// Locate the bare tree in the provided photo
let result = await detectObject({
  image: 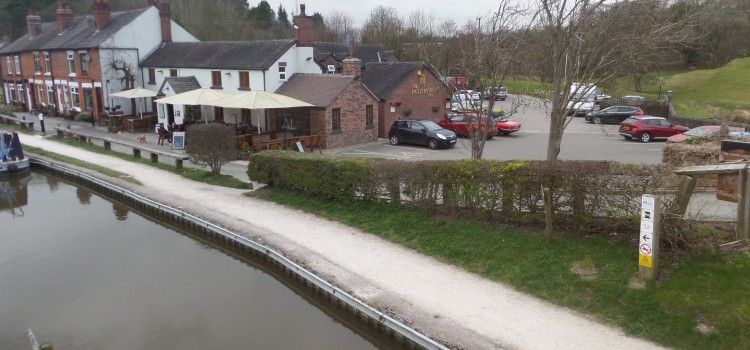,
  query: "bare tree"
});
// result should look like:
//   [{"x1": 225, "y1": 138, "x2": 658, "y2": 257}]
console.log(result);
[
  {"x1": 102, "y1": 49, "x2": 138, "y2": 113},
  {"x1": 186, "y1": 124, "x2": 236, "y2": 175},
  {"x1": 321, "y1": 10, "x2": 358, "y2": 42},
  {"x1": 536, "y1": 0, "x2": 697, "y2": 161},
  {"x1": 453, "y1": 0, "x2": 532, "y2": 159},
  {"x1": 360, "y1": 6, "x2": 404, "y2": 52}
]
